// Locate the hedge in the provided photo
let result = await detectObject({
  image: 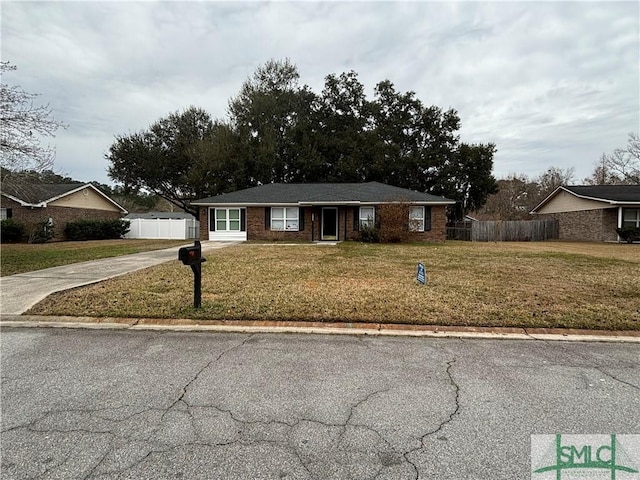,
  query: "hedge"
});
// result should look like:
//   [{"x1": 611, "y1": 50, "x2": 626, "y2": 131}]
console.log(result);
[{"x1": 64, "y1": 219, "x2": 130, "y2": 241}]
